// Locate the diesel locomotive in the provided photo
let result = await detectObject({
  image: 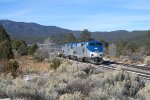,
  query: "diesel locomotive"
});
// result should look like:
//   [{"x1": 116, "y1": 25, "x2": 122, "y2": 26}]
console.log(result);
[{"x1": 60, "y1": 40, "x2": 103, "y2": 64}]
